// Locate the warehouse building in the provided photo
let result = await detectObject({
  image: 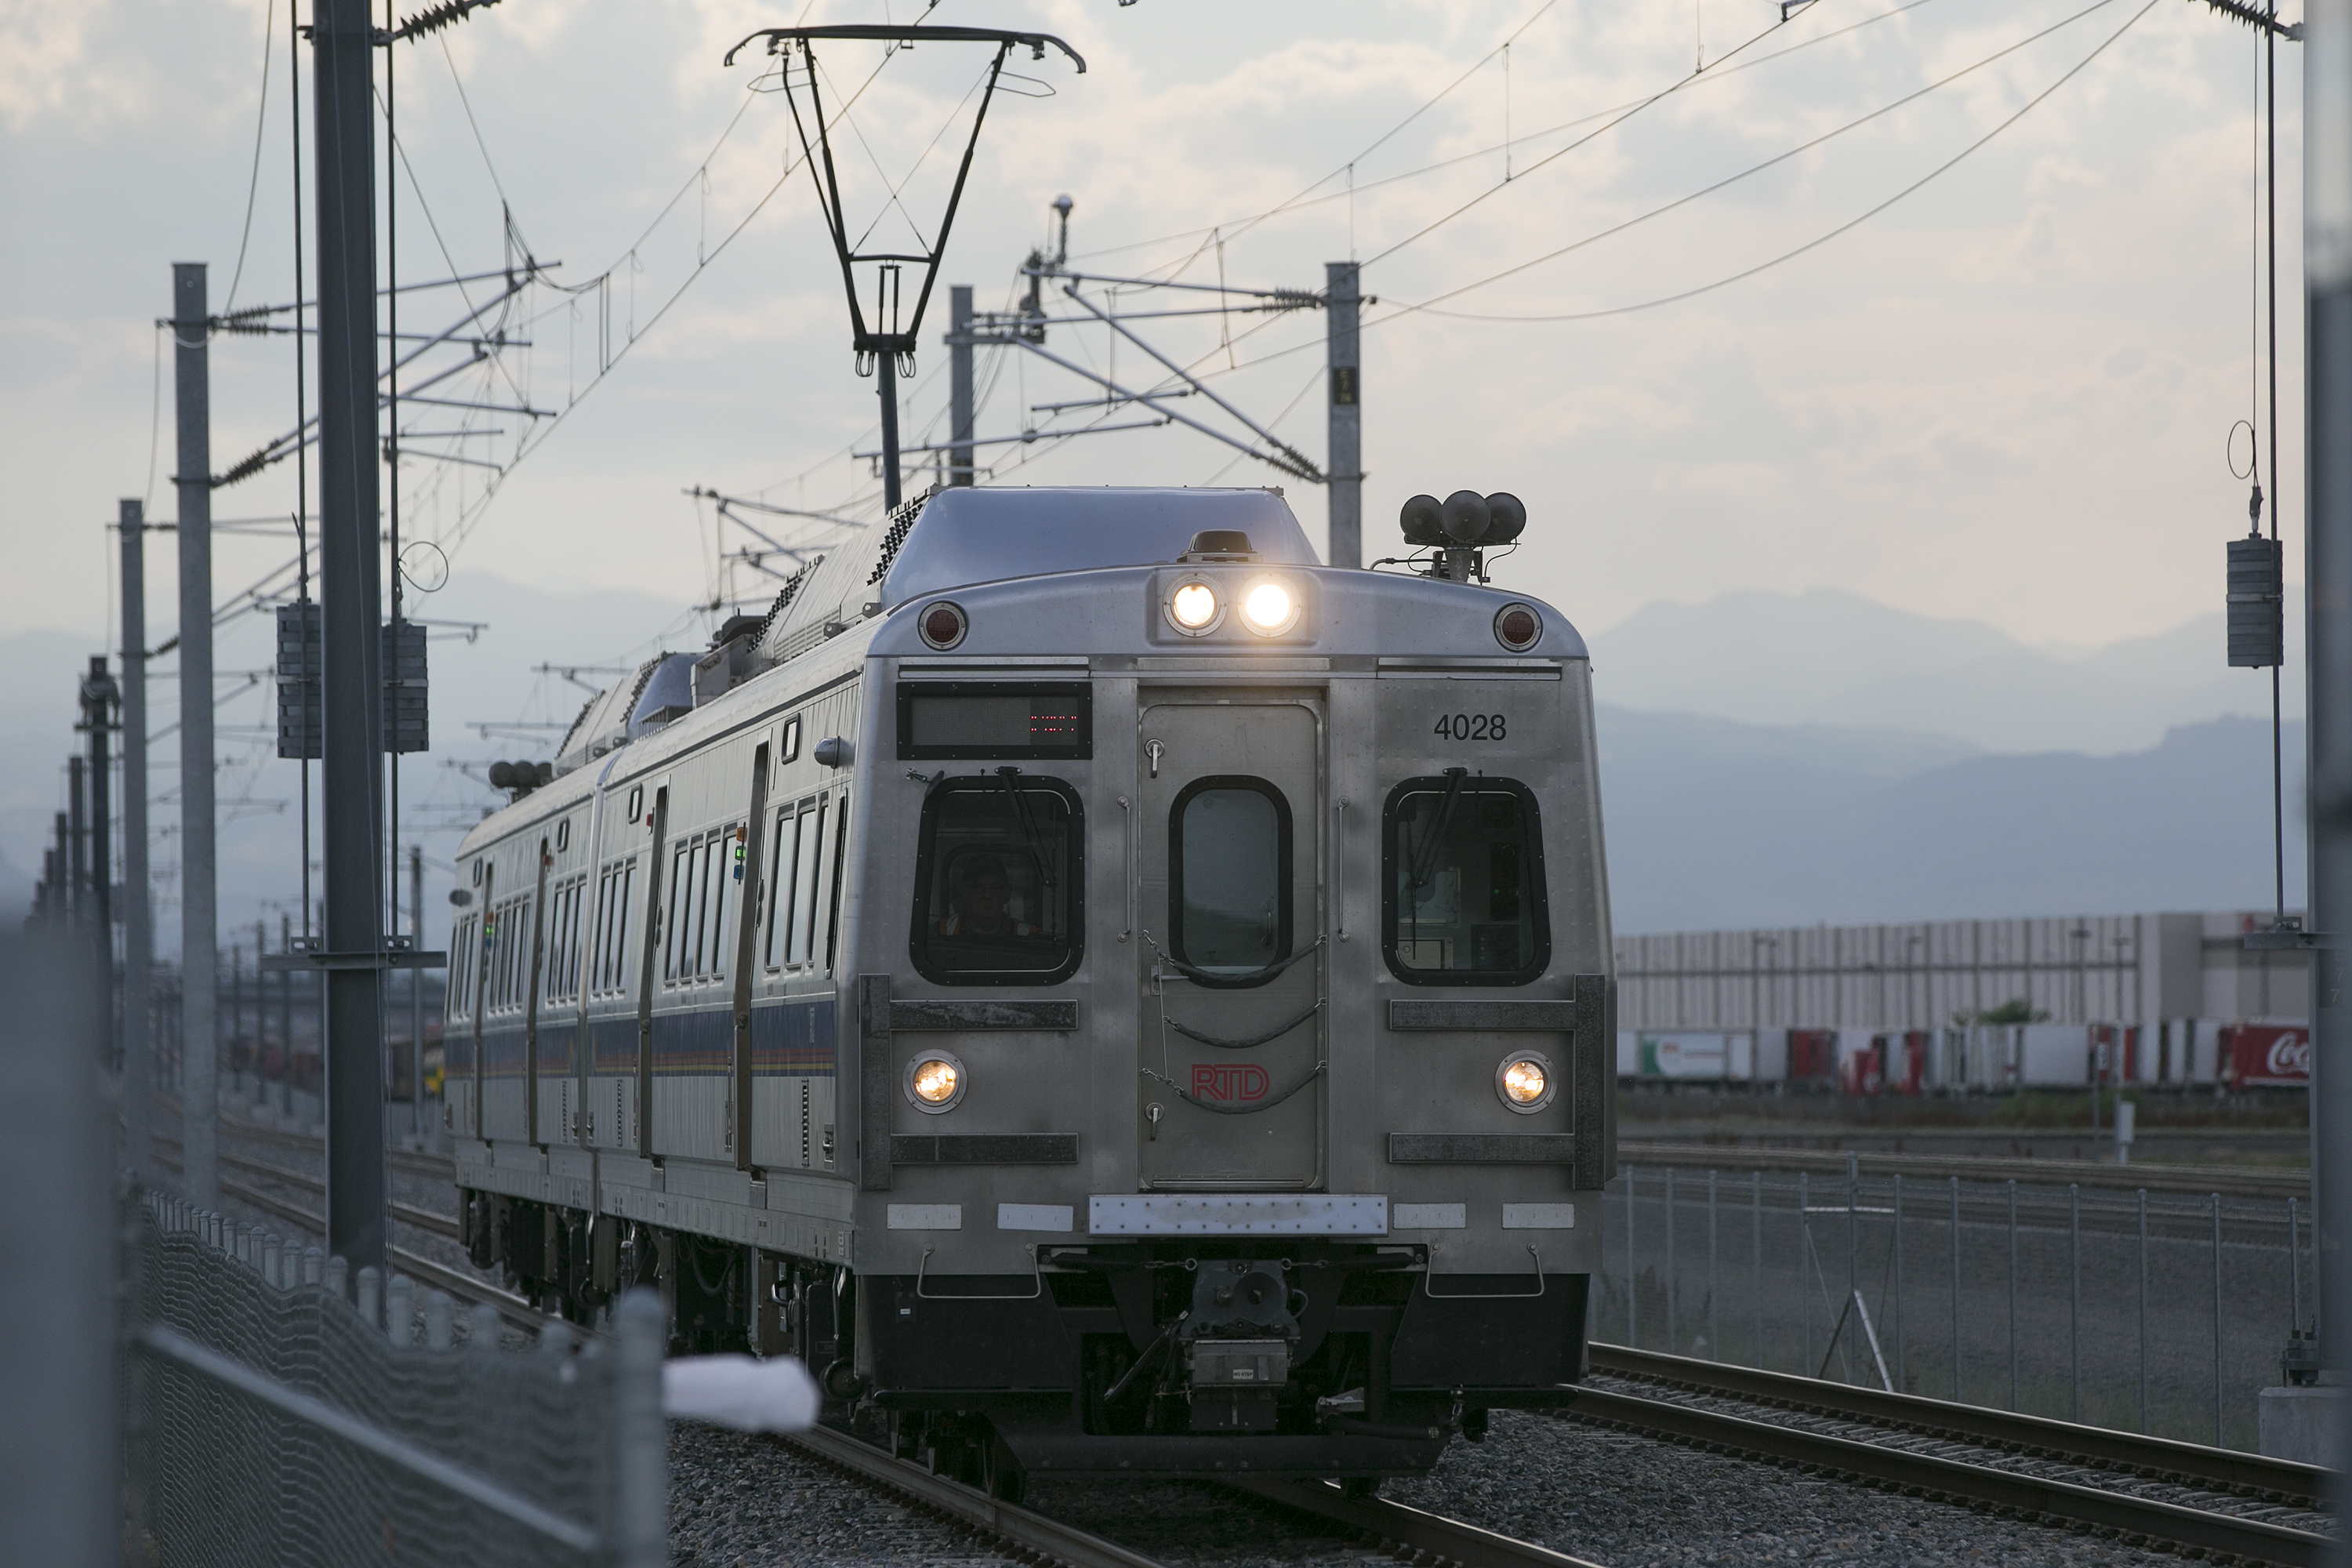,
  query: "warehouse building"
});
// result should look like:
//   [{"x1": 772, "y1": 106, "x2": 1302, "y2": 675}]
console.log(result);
[{"x1": 1613, "y1": 912, "x2": 2309, "y2": 1092}]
